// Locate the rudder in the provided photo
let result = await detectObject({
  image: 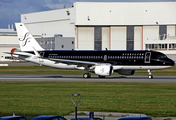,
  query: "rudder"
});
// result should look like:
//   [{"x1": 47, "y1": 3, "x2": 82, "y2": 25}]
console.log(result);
[{"x1": 15, "y1": 23, "x2": 44, "y2": 51}]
